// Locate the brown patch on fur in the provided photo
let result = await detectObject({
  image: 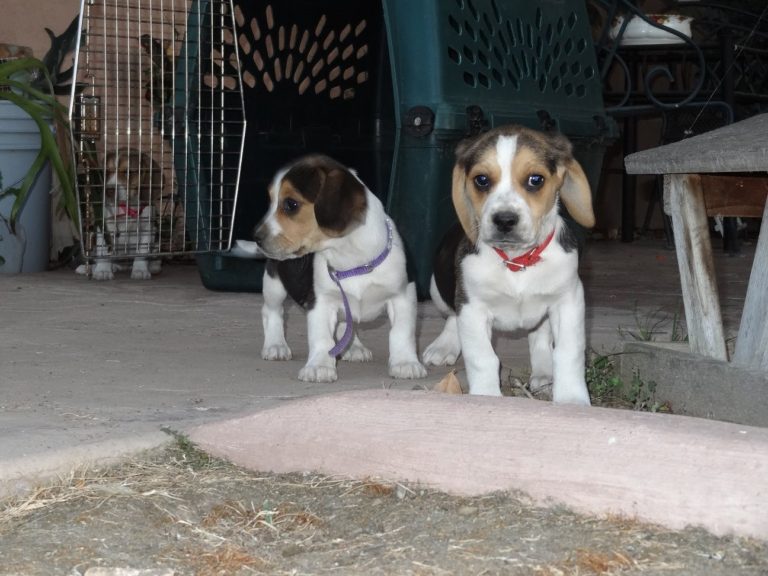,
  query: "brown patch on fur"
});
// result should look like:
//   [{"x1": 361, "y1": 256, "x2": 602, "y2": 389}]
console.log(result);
[
  {"x1": 281, "y1": 155, "x2": 366, "y2": 235},
  {"x1": 452, "y1": 147, "x2": 502, "y2": 243},
  {"x1": 271, "y1": 179, "x2": 328, "y2": 255},
  {"x1": 451, "y1": 164, "x2": 476, "y2": 242},
  {"x1": 104, "y1": 148, "x2": 163, "y2": 204},
  {"x1": 511, "y1": 146, "x2": 560, "y2": 231}
]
